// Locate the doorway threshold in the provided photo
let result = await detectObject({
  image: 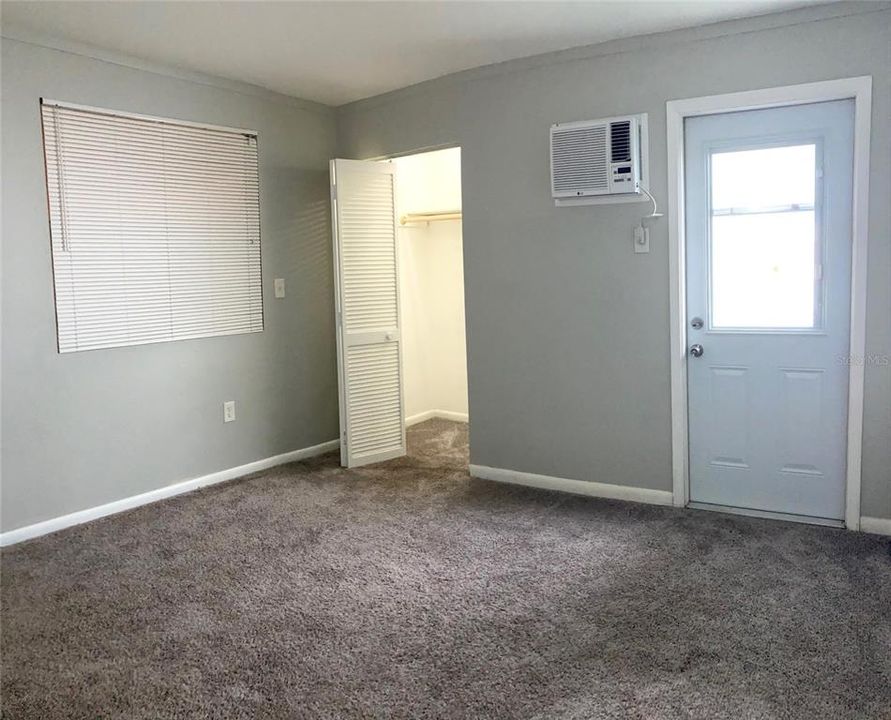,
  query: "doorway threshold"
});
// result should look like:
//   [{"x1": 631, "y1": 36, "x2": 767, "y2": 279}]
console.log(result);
[{"x1": 687, "y1": 502, "x2": 845, "y2": 528}]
